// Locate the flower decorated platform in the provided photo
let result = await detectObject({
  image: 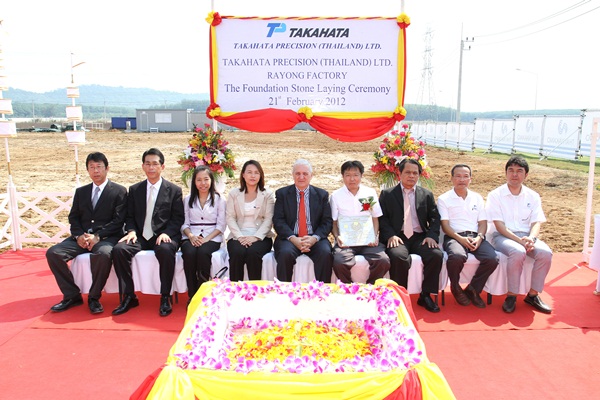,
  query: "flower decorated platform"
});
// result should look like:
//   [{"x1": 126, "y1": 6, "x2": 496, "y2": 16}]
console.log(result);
[{"x1": 132, "y1": 280, "x2": 455, "y2": 399}]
